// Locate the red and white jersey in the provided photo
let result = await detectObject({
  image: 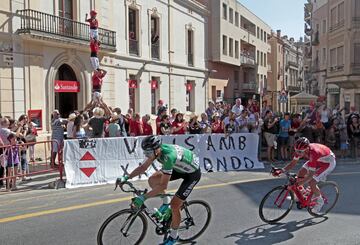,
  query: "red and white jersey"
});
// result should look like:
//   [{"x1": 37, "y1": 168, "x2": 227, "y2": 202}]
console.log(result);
[{"x1": 294, "y1": 143, "x2": 335, "y2": 171}]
